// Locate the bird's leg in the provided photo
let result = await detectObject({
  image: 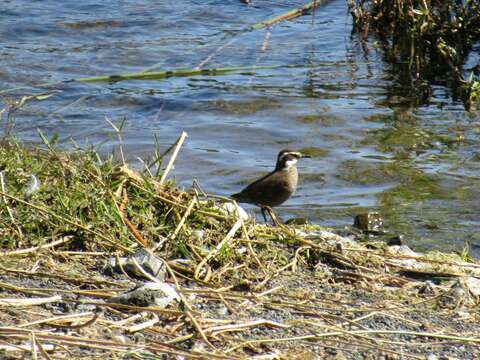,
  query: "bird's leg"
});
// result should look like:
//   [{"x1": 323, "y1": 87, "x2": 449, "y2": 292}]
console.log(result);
[
  {"x1": 260, "y1": 206, "x2": 269, "y2": 223},
  {"x1": 264, "y1": 206, "x2": 282, "y2": 226}
]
